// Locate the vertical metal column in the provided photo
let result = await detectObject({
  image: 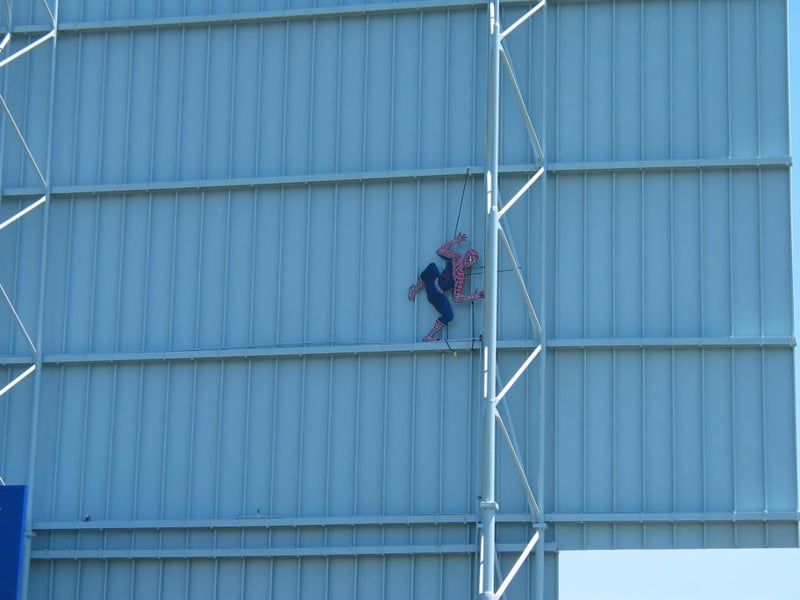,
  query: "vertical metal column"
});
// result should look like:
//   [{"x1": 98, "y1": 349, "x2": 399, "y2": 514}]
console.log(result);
[
  {"x1": 480, "y1": 1, "x2": 546, "y2": 598},
  {"x1": 479, "y1": 2, "x2": 501, "y2": 598}
]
